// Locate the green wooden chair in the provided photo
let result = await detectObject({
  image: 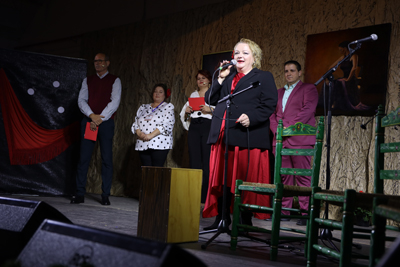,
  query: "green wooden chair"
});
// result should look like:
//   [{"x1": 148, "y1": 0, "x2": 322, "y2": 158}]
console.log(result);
[
  {"x1": 373, "y1": 105, "x2": 400, "y2": 195},
  {"x1": 369, "y1": 105, "x2": 400, "y2": 266},
  {"x1": 307, "y1": 188, "x2": 378, "y2": 266},
  {"x1": 370, "y1": 197, "x2": 400, "y2": 267},
  {"x1": 230, "y1": 117, "x2": 324, "y2": 261},
  {"x1": 307, "y1": 105, "x2": 400, "y2": 267}
]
